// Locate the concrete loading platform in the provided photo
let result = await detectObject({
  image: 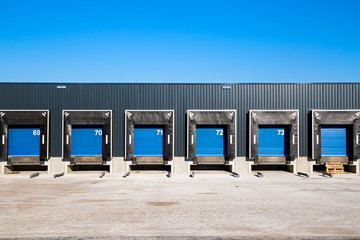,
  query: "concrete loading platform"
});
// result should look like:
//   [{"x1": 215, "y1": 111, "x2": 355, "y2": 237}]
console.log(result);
[{"x1": 1, "y1": 156, "x2": 359, "y2": 176}]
